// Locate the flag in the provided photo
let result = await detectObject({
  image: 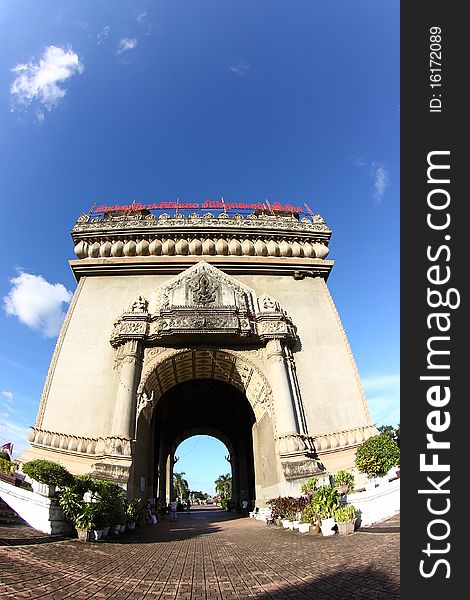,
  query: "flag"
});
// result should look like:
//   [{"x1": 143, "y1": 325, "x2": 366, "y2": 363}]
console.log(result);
[
  {"x1": 0, "y1": 442, "x2": 13, "y2": 456},
  {"x1": 304, "y1": 202, "x2": 315, "y2": 219},
  {"x1": 265, "y1": 197, "x2": 274, "y2": 215}
]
